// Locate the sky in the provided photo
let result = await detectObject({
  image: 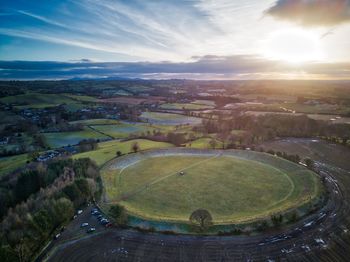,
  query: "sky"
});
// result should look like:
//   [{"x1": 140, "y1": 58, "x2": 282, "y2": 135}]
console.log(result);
[{"x1": 1, "y1": 0, "x2": 350, "y2": 80}]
